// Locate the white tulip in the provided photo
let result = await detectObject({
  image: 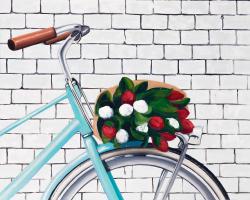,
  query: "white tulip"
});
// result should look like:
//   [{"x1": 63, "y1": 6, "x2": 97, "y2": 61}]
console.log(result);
[
  {"x1": 133, "y1": 100, "x2": 148, "y2": 114},
  {"x1": 136, "y1": 123, "x2": 148, "y2": 133},
  {"x1": 116, "y1": 129, "x2": 129, "y2": 144},
  {"x1": 119, "y1": 104, "x2": 133, "y2": 117},
  {"x1": 98, "y1": 106, "x2": 114, "y2": 119},
  {"x1": 167, "y1": 118, "x2": 180, "y2": 129}
]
